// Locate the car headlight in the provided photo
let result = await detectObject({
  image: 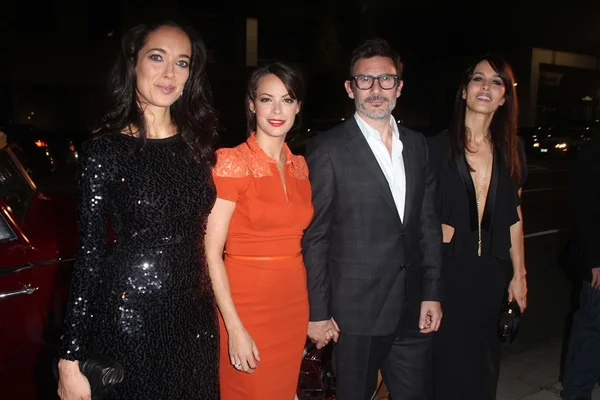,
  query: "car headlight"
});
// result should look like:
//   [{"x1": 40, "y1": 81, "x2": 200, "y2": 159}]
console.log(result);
[
  {"x1": 554, "y1": 142, "x2": 567, "y2": 149},
  {"x1": 533, "y1": 143, "x2": 540, "y2": 148}
]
